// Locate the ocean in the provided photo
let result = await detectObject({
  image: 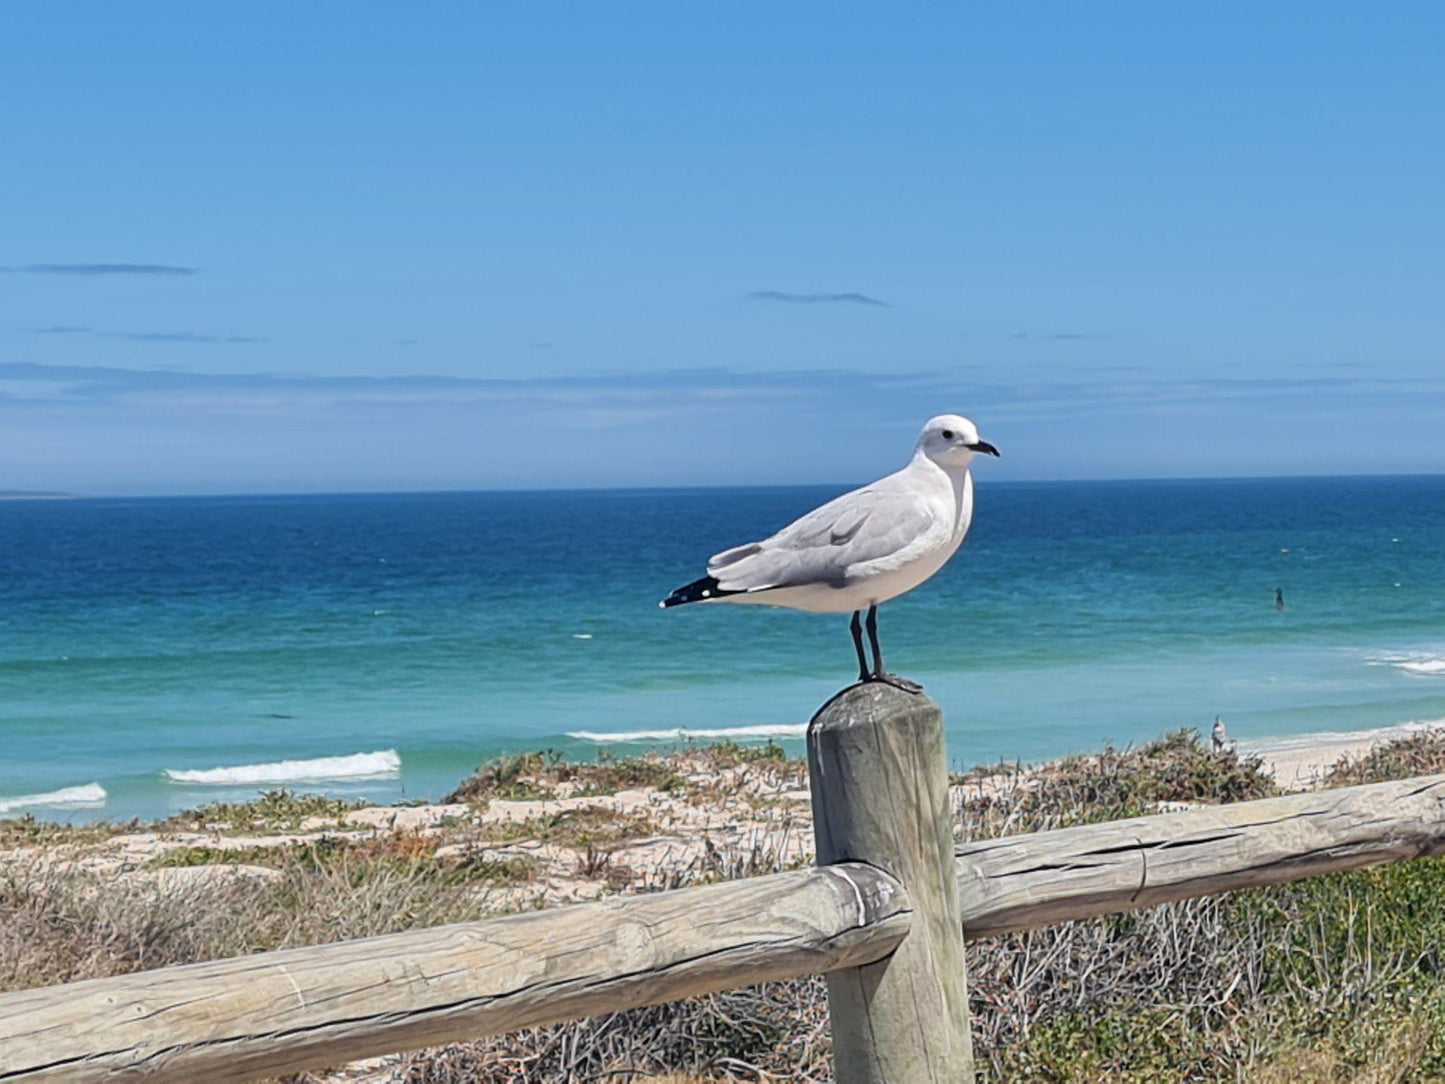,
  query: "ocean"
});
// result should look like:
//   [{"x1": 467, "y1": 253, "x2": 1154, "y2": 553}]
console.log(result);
[{"x1": 2, "y1": 476, "x2": 1444, "y2": 822}]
